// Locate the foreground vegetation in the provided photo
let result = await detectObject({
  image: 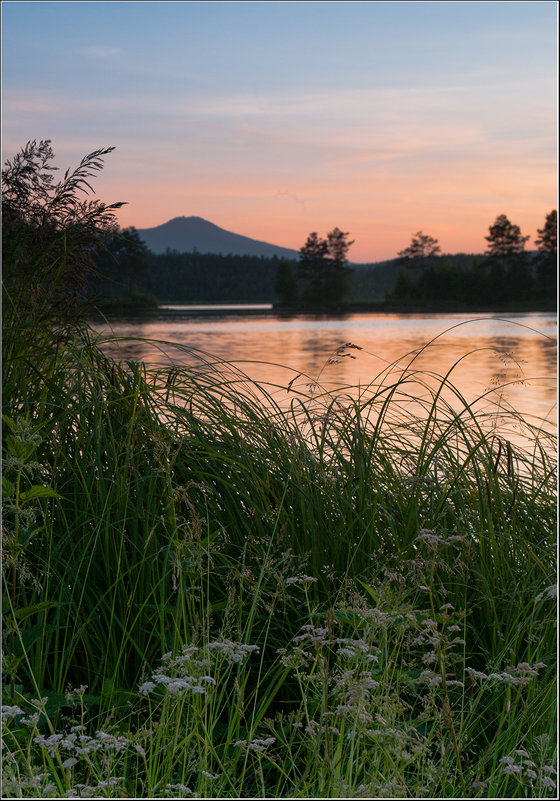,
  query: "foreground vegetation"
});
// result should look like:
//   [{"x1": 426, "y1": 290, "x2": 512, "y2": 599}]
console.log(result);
[
  {"x1": 2, "y1": 141, "x2": 557, "y2": 797},
  {"x1": 3, "y1": 319, "x2": 557, "y2": 798}
]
